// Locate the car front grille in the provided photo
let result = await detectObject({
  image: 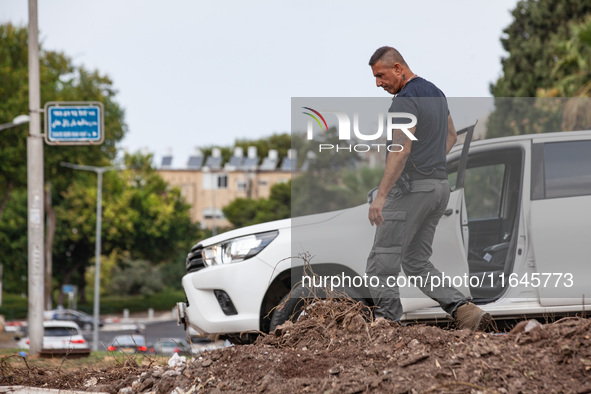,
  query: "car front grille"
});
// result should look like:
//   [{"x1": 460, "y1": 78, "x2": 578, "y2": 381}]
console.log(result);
[{"x1": 186, "y1": 244, "x2": 205, "y2": 273}]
